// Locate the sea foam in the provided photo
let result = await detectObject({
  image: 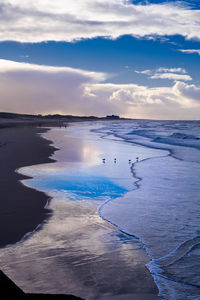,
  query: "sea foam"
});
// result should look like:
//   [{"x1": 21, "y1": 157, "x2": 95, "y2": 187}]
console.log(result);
[{"x1": 95, "y1": 120, "x2": 200, "y2": 300}]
